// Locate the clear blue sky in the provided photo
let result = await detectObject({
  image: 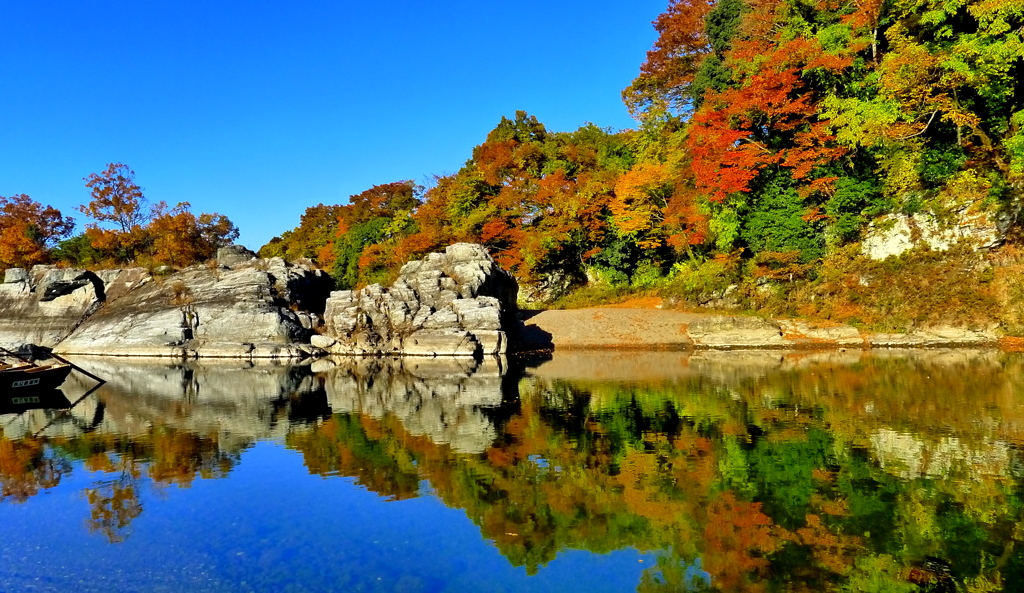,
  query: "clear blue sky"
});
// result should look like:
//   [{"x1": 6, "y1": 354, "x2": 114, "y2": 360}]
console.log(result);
[{"x1": 1, "y1": 1, "x2": 665, "y2": 250}]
